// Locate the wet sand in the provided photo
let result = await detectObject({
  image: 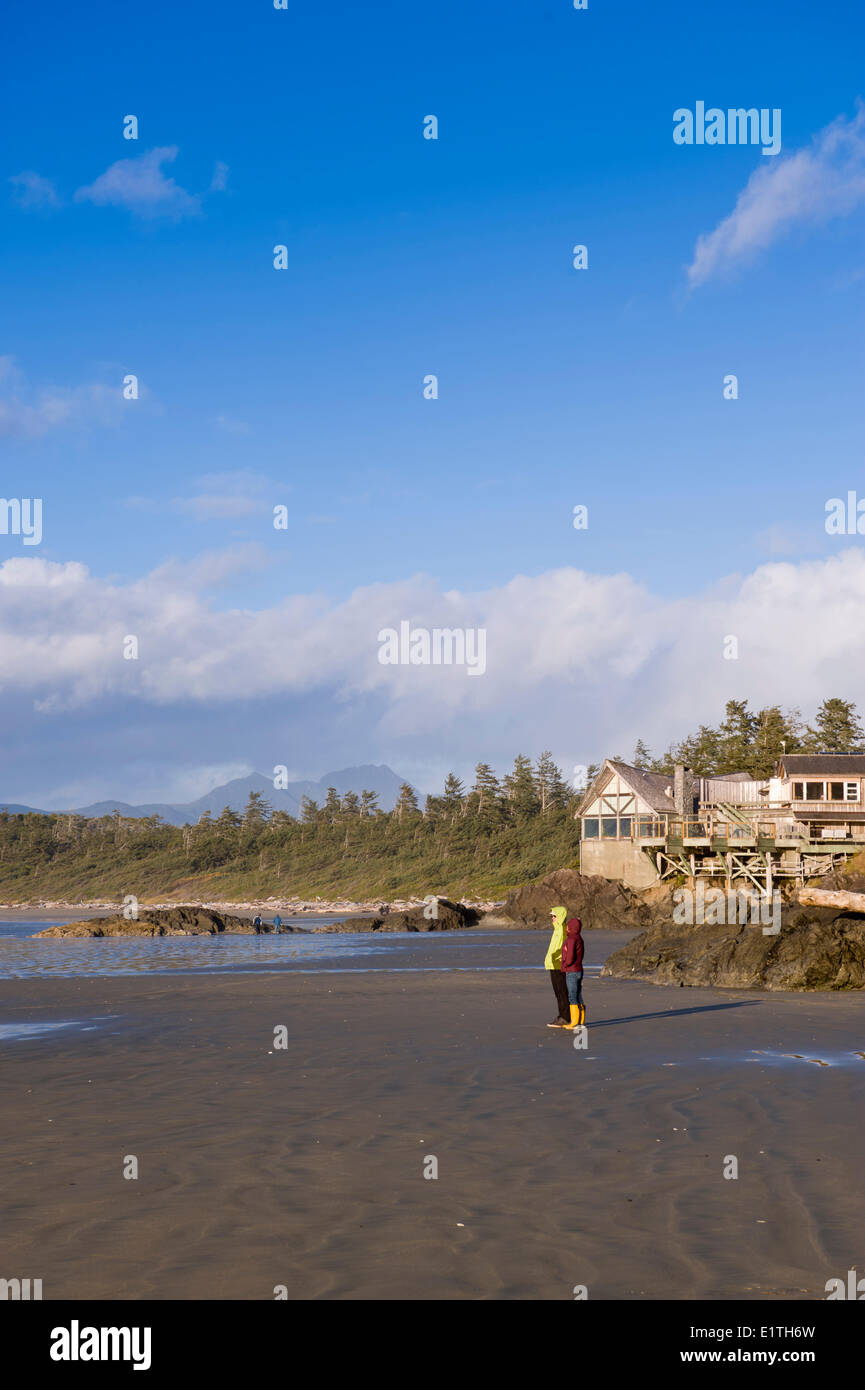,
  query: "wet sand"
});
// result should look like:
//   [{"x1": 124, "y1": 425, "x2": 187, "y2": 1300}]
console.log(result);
[{"x1": 1, "y1": 940, "x2": 864, "y2": 1300}]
